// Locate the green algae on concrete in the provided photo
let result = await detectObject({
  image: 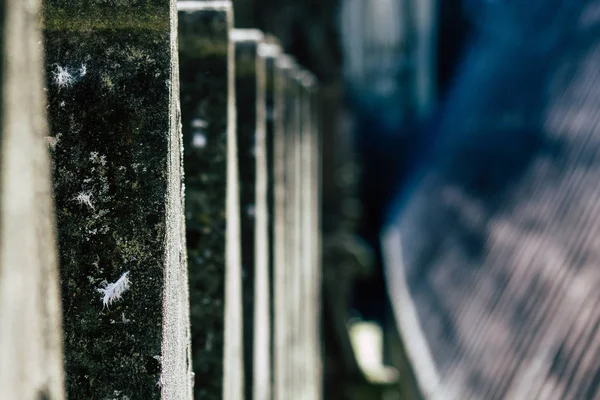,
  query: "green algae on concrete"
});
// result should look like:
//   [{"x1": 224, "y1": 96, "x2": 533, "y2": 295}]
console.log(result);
[
  {"x1": 177, "y1": 2, "x2": 243, "y2": 399},
  {"x1": 0, "y1": 1, "x2": 65, "y2": 399},
  {"x1": 43, "y1": 1, "x2": 192, "y2": 399},
  {"x1": 232, "y1": 29, "x2": 268, "y2": 400}
]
